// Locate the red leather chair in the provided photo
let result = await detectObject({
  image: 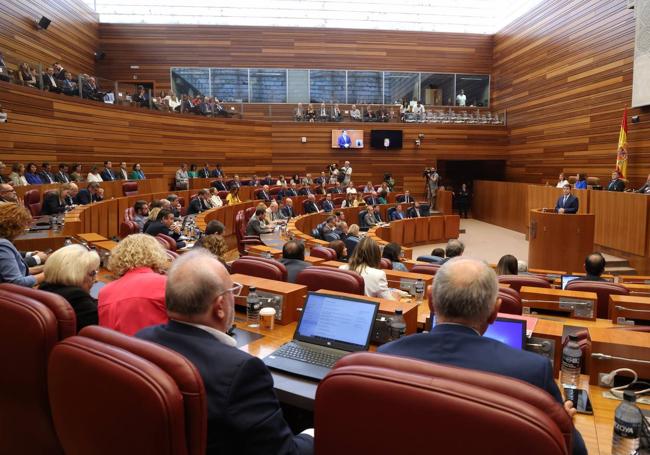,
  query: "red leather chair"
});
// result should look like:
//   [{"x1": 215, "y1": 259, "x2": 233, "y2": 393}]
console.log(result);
[
  {"x1": 48, "y1": 326, "x2": 207, "y2": 455},
  {"x1": 122, "y1": 181, "x2": 139, "y2": 196},
  {"x1": 410, "y1": 264, "x2": 440, "y2": 276},
  {"x1": 565, "y1": 280, "x2": 629, "y2": 319},
  {"x1": 310, "y1": 246, "x2": 337, "y2": 261},
  {"x1": 119, "y1": 220, "x2": 139, "y2": 239},
  {"x1": 379, "y1": 258, "x2": 393, "y2": 270},
  {"x1": 333, "y1": 196, "x2": 345, "y2": 207},
  {"x1": 166, "y1": 250, "x2": 180, "y2": 260},
  {"x1": 355, "y1": 185, "x2": 366, "y2": 193},
  {"x1": 498, "y1": 288, "x2": 523, "y2": 315},
  {"x1": 296, "y1": 266, "x2": 364, "y2": 295},
  {"x1": 317, "y1": 352, "x2": 573, "y2": 455},
  {"x1": 157, "y1": 233, "x2": 178, "y2": 251},
  {"x1": 231, "y1": 256, "x2": 287, "y2": 281},
  {"x1": 124, "y1": 207, "x2": 135, "y2": 222},
  {"x1": 0, "y1": 283, "x2": 76, "y2": 455},
  {"x1": 234, "y1": 210, "x2": 263, "y2": 255},
  {"x1": 24, "y1": 189, "x2": 42, "y2": 216},
  {"x1": 244, "y1": 206, "x2": 257, "y2": 223},
  {"x1": 217, "y1": 190, "x2": 228, "y2": 200},
  {"x1": 498, "y1": 275, "x2": 551, "y2": 293}
]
